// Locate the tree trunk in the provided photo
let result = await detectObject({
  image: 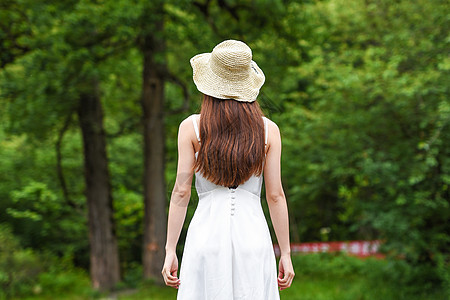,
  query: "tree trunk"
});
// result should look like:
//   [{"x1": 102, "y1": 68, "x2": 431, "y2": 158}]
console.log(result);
[
  {"x1": 140, "y1": 17, "x2": 167, "y2": 281},
  {"x1": 77, "y1": 85, "x2": 120, "y2": 291}
]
